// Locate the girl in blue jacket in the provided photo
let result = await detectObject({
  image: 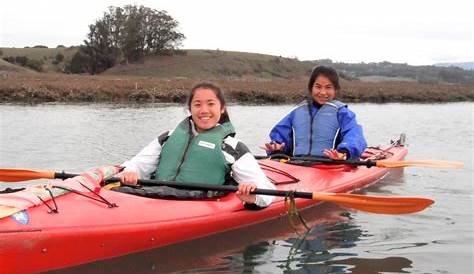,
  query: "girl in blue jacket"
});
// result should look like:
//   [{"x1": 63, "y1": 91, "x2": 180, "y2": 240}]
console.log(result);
[{"x1": 263, "y1": 66, "x2": 367, "y2": 160}]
